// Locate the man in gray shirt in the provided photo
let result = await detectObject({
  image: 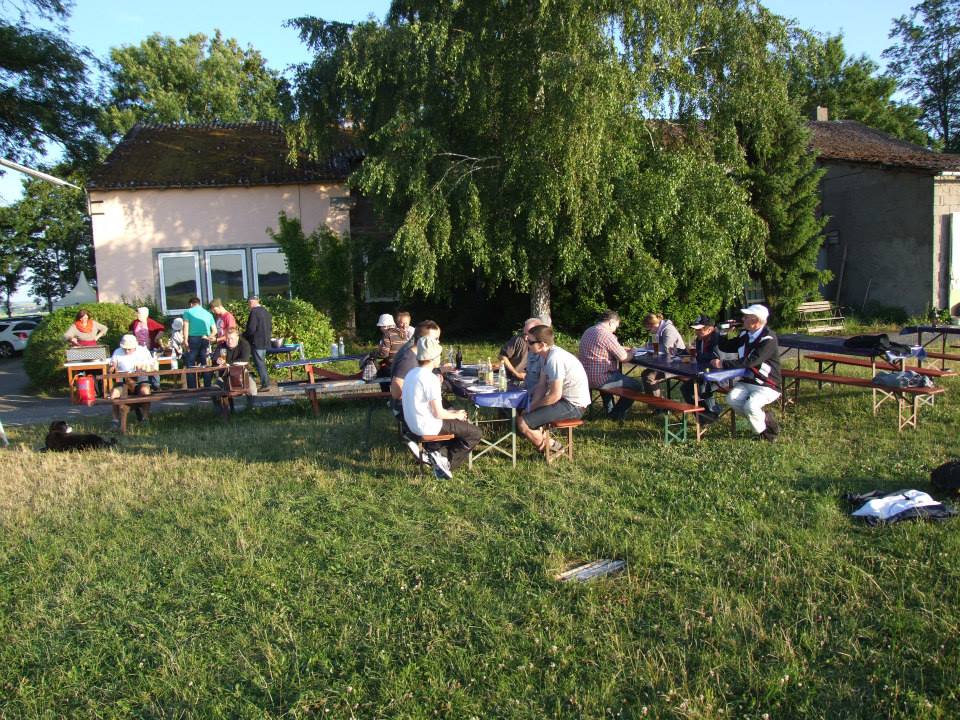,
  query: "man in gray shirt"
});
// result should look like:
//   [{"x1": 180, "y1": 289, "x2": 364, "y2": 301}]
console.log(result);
[{"x1": 517, "y1": 324, "x2": 589, "y2": 454}]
